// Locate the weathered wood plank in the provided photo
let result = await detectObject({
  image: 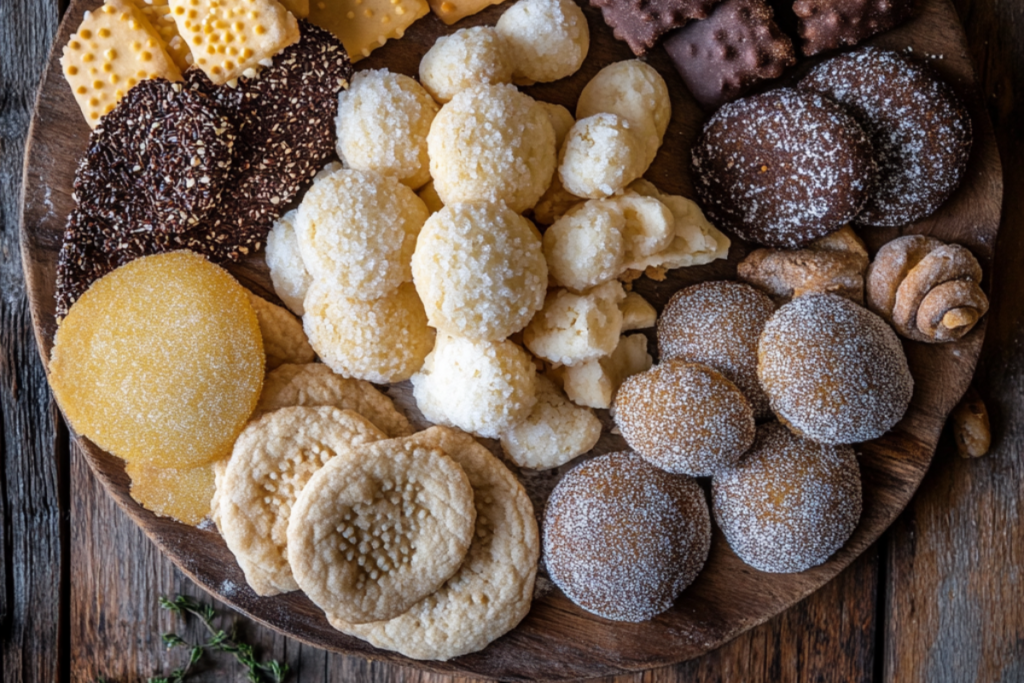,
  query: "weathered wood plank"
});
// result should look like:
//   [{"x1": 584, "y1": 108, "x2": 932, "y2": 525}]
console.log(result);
[
  {"x1": 883, "y1": 1, "x2": 1024, "y2": 680},
  {"x1": 0, "y1": 0, "x2": 63, "y2": 680}
]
